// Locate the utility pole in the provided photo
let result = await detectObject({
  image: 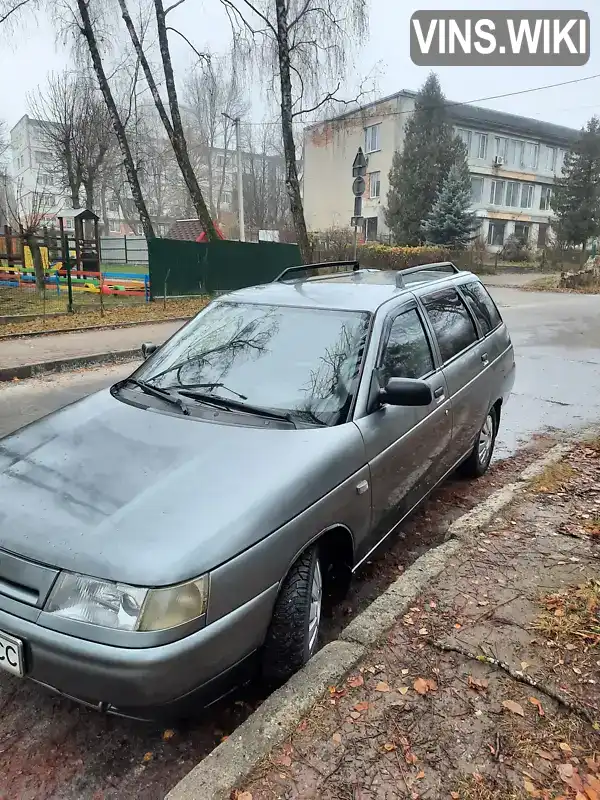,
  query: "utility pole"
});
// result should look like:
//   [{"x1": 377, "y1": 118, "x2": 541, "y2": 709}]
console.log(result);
[{"x1": 223, "y1": 113, "x2": 245, "y2": 242}]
